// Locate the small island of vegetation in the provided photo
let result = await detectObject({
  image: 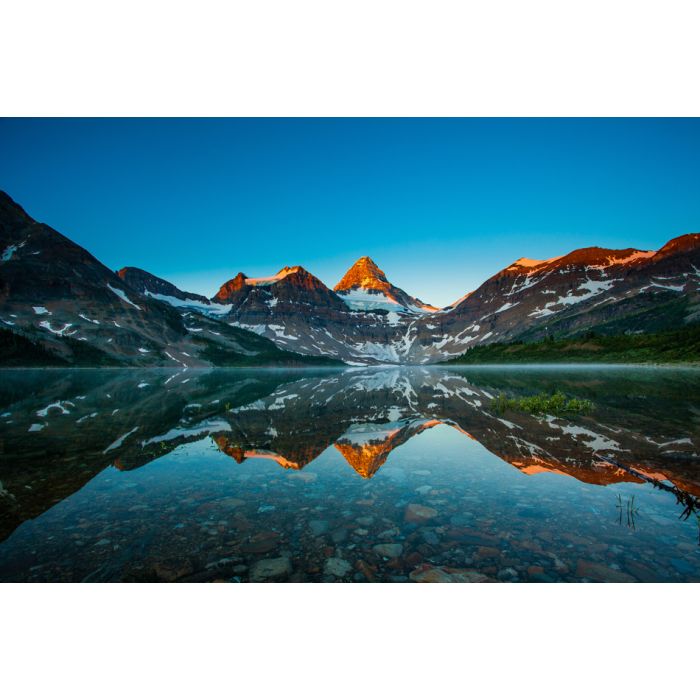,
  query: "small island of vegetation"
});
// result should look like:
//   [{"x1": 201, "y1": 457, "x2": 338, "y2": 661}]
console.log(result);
[{"x1": 492, "y1": 390, "x2": 593, "y2": 416}]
